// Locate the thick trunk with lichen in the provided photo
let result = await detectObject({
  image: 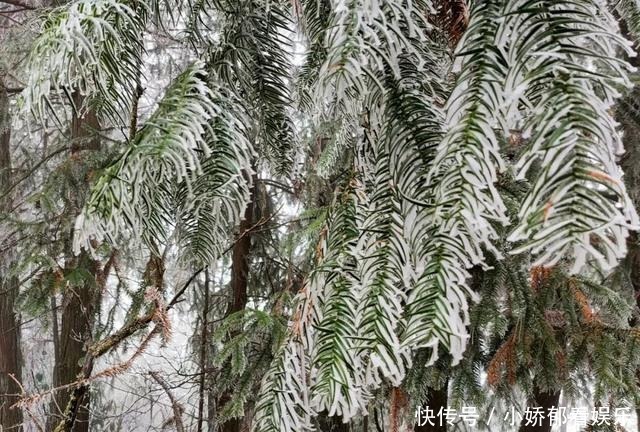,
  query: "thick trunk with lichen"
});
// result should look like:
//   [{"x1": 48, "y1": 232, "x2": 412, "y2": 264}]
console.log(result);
[{"x1": 0, "y1": 81, "x2": 24, "y2": 432}]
